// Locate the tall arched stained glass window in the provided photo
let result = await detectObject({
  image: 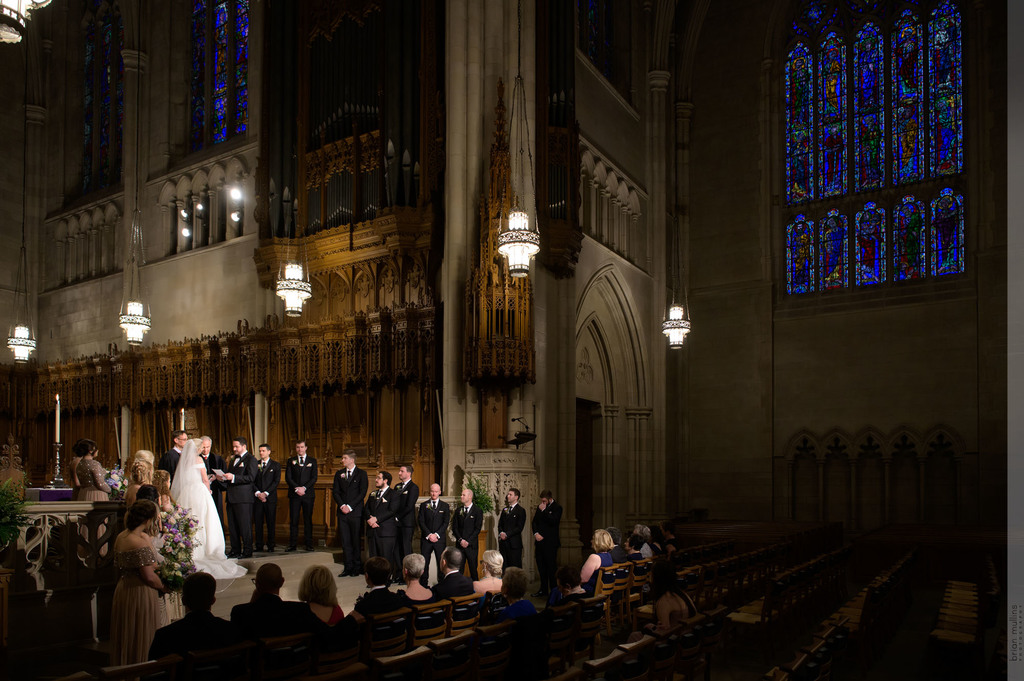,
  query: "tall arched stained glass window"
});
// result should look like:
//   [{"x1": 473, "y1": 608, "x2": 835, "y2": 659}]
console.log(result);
[
  {"x1": 782, "y1": 1, "x2": 967, "y2": 296},
  {"x1": 82, "y1": 2, "x2": 124, "y2": 195},
  {"x1": 787, "y1": 215, "x2": 815, "y2": 294},
  {"x1": 892, "y1": 11, "x2": 924, "y2": 185},
  {"x1": 819, "y1": 209, "x2": 848, "y2": 290},
  {"x1": 853, "y1": 24, "x2": 884, "y2": 191},
  {"x1": 818, "y1": 33, "x2": 847, "y2": 197},
  {"x1": 930, "y1": 188, "x2": 964, "y2": 275},
  {"x1": 786, "y1": 43, "x2": 814, "y2": 204},
  {"x1": 894, "y1": 195, "x2": 926, "y2": 281},
  {"x1": 855, "y1": 202, "x2": 886, "y2": 286},
  {"x1": 190, "y1": 0, "x2": 249, "y2": 152},
  {"x1": 929, "y1": 1, "x2": 963, "y2": 176}
]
